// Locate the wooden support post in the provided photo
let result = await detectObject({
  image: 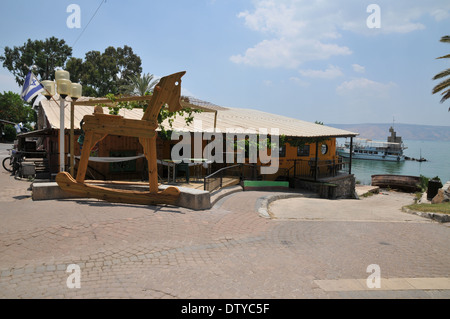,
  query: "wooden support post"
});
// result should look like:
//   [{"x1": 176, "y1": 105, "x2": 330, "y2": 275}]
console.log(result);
[
  {"x1": 76, "y1": 132, "x2": 106, "y2": 183},
  {"x1": 294, "y1": 159, "x2": 297, "y2": 177},
  {"x1": 349, "y1": 137, "x2": 353, "y2": 175},
  {"x1": 315, "y1": 140, "x2": 319, "y2": 181},
  {"x1": 214, "y1": 111, "x2": 218, "y2": 132},
  {"x1": 76, "y1": 131, "x2": 93, "y2": 183},
  {"x1": 140, "y1": 136, "x2": 159, "y2": 194}
]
